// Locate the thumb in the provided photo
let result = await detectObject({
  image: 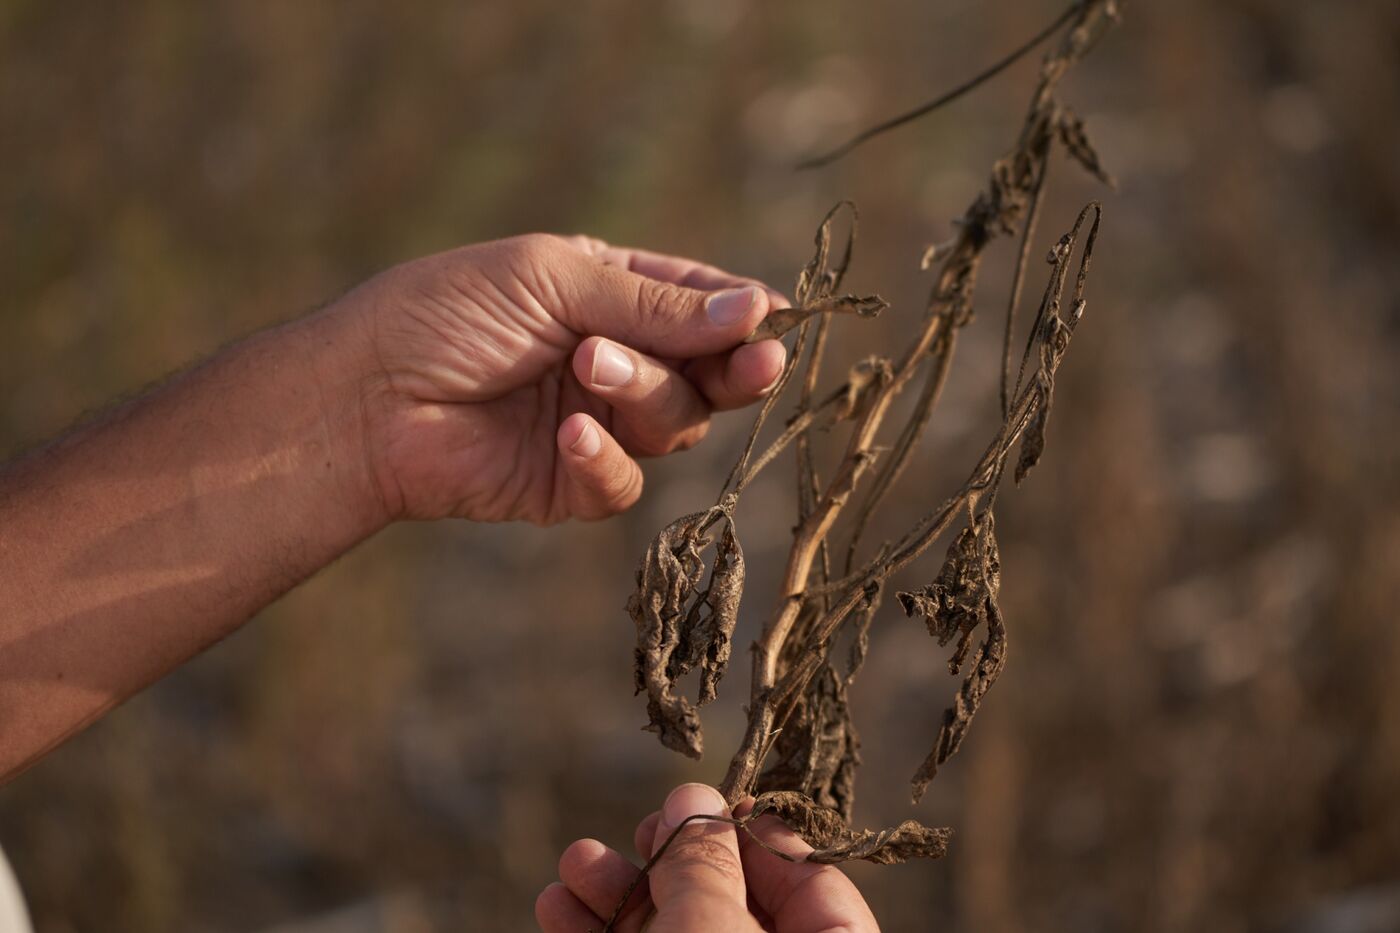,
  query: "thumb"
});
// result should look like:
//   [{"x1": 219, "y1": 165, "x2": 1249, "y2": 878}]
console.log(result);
[
  {"x1": 647, "y1": 784, "x2": 750, "y2": 929},
  {"x1": 547, "y1": 243, "x2": 773, "y2": 359}
]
